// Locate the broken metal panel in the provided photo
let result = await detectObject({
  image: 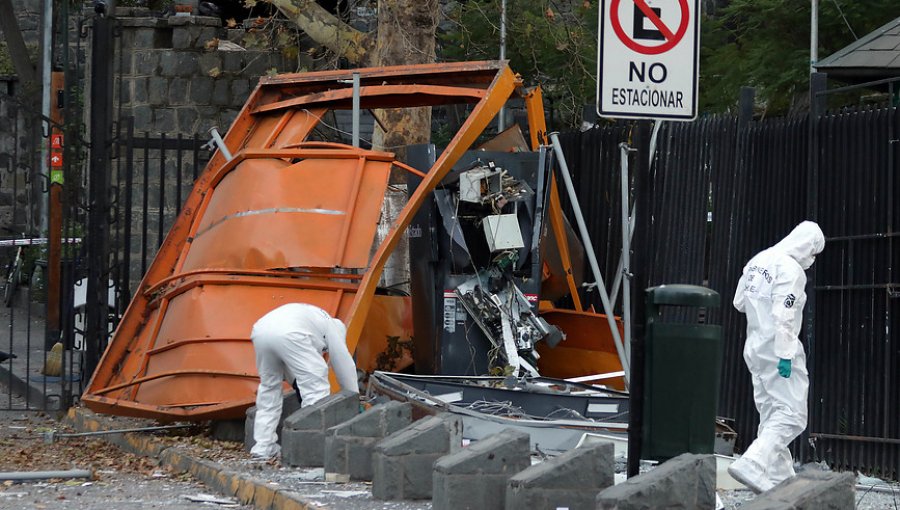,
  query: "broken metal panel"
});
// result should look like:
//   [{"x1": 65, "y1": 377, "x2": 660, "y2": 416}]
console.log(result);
[
  {"x1": 252, "y1": 84, "x2": 488, "y2": 114},
  {"x1": 87, "y1": 280, "x2": 357, "y2": 418},
  {"x1": 369, "y1": 371, "x2": 629, "y2": 455},
  {"x1": 536, "y1": 309, "x2": 627, "y2": 391},
  {"x1": 181, "y1": 155, "x2": 392, "y2": 271},
  {"x1": 353, "y1": 295, "x2": 415, "y2": 374},
  {"x1": 83, "y1": 62, "x2": 536, "y2": 421},
  {"x1": 540, "y1": 213, "x2": 586, "y2": 302},
  {"x1": 83, "y1": 148, "x2": 394, "y2": 419}
]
